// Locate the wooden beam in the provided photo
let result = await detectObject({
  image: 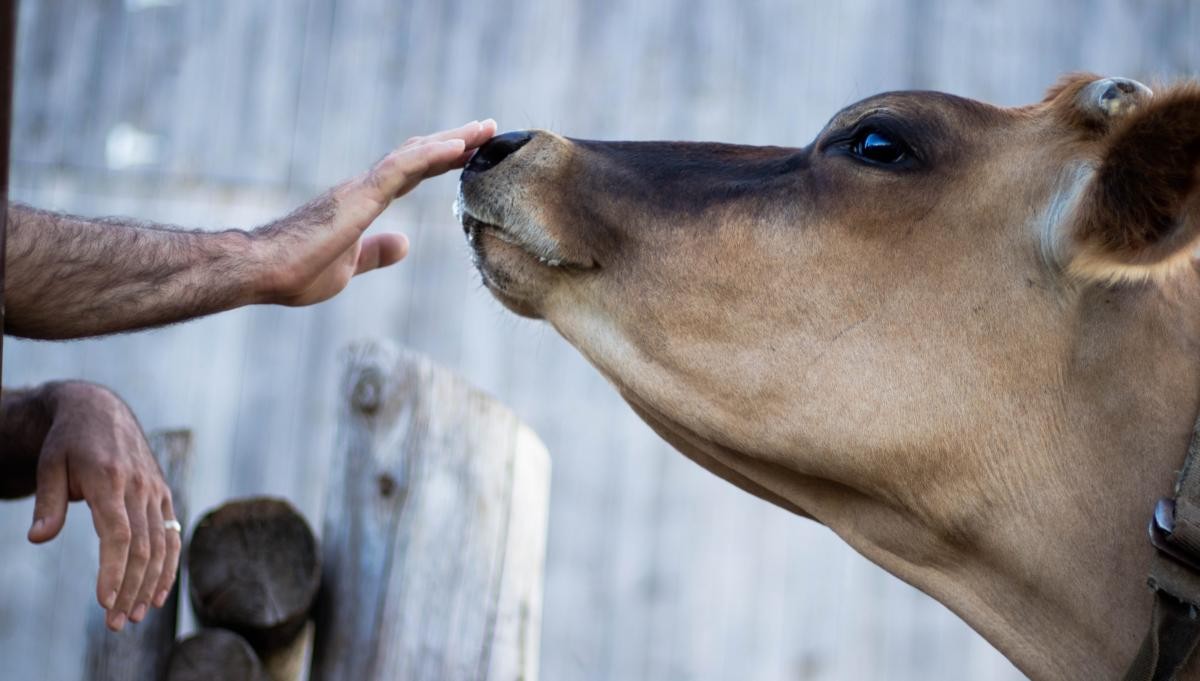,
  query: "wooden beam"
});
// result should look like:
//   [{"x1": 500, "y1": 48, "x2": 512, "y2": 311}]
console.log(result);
[
  {"x1": 309, "y1": 340, "x2": 551, "y2": 681},
  {"x1": 165, "y1": 628, "x2": 270, "y2": 681},
  {"x1": 186, "y1": 496, "x2": 320, "y2": 681},
  {"x1": 0, "y1": 0, "x2": 17, "y2": 381},
  {"x1": 85, "y1": 430, "x2": 194, "y2": 681}
]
